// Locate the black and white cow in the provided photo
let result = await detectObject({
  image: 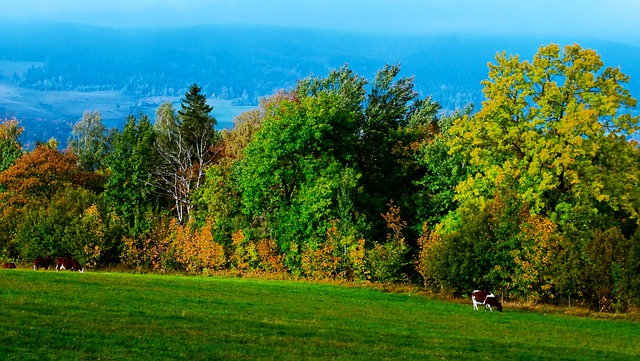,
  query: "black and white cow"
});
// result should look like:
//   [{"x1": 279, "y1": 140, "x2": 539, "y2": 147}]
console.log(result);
[{"x1": 472, "y1": 290, "x2": 503, "y2": 312}]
